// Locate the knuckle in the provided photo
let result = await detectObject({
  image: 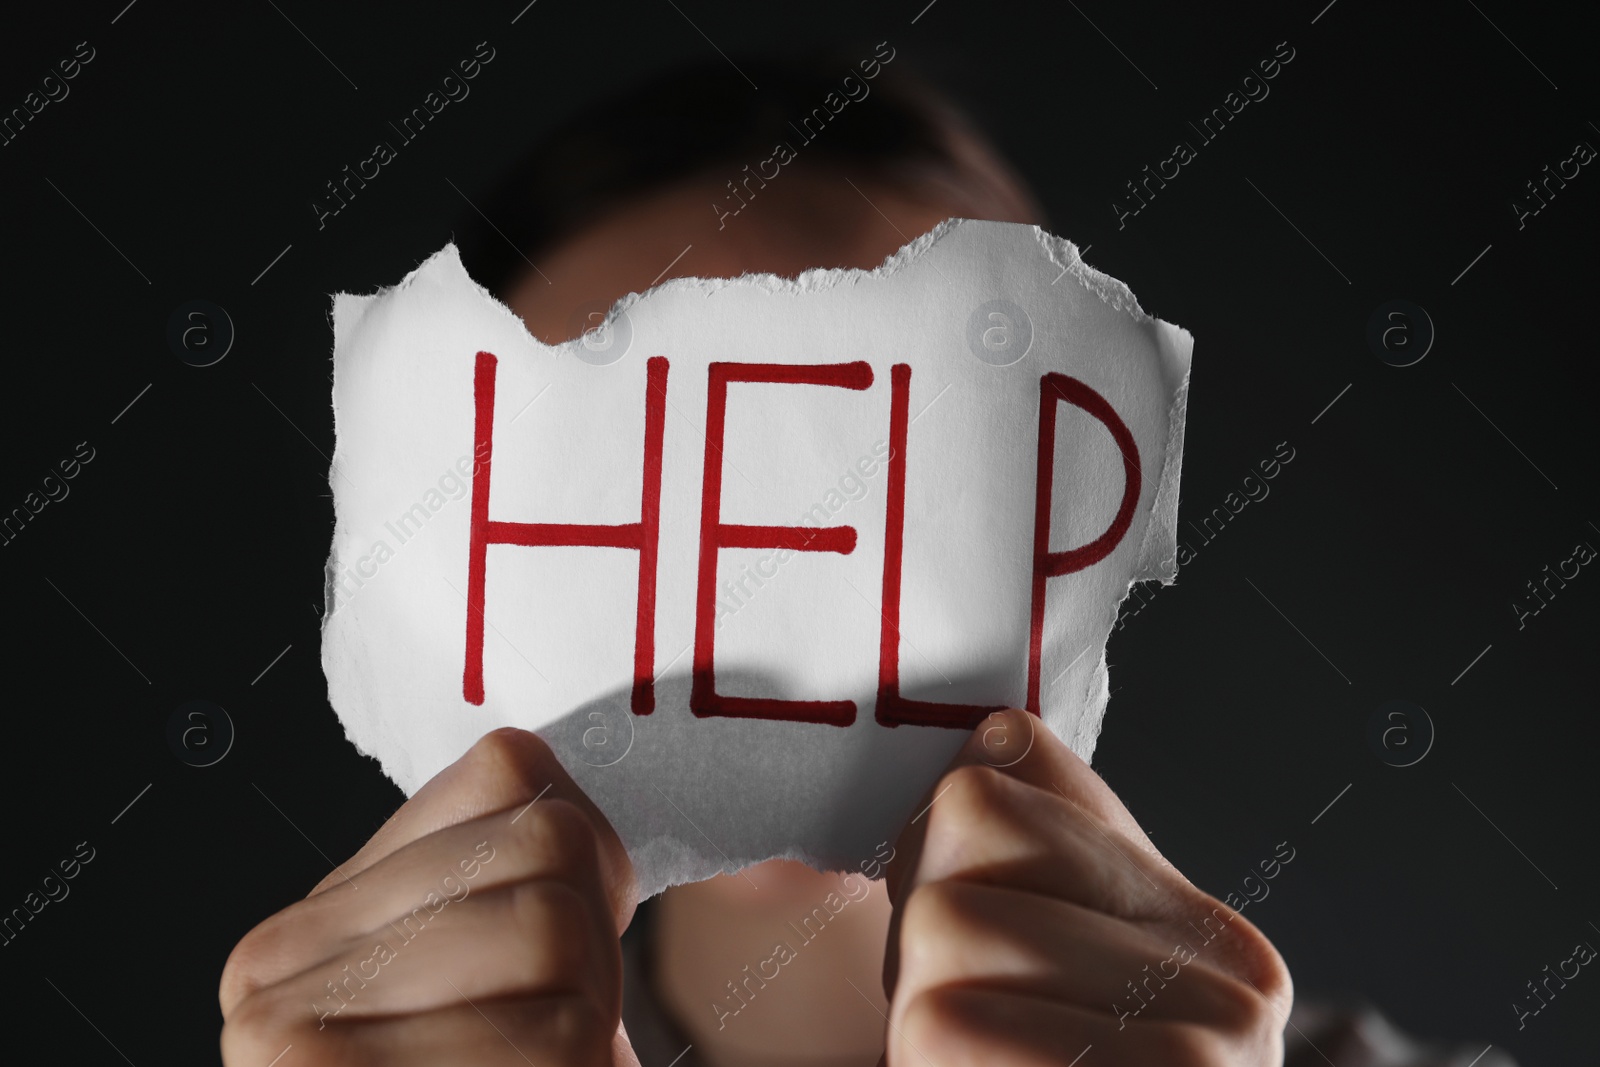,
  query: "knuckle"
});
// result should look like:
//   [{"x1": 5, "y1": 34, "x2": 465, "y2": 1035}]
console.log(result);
[
  {"x1": 1142, "y1": 1020, "x2": 1231, "y2": 1067},
  {"x1": 1217, "y1": 953, "x2": 1291, "y2": 1041},
  {"x1": 217, "y1": 946, "x2": 256, "y2": 1018},
  {"x1": 915, "y1": 771, "x2": 1024, "y2": 883},
  {"x1": 1238, "y1": 985, "x2": 1284, "y2": 1040},
  {"x1": 1235, "y1": 919, "x2": 1293, "y2": 1006},
  {"x1": 509, "y1": 798, "x2": 600, "y2": 875},
  {"x1": 503, "y1": 880, "x2": 604, "y2": 992},
  {"x1": 931, "y1": 764, "x2": 1014, "y2": 835},
  {"x1": 1198, "y1": 969, "x2": 1272, "y2": 1035},
  {"x1": 538, "y1": 991, "x2": 618, "y2": 1067},
  {"x1": 1200, "y1": 903, "x2": 1293, "y2": 1016},
  {"x1": 219, "y1": 985, "x2": 312, "y2": 1065},
  {"x1": 218, "y1": 918, "x2": 286, "y2": 1018},
  {"x1": 895, "y1": 986, "x2": 1006, "y2": 1062},
  {"x1": 1163, "y1": 899, "x2": 1292, "y2": 1047},
  {"x1": 915, "y1": 766, "x2": 1027, "y2": 884},
  {"x1": 897, "y1": 882, "x2": 988, "y2": 984},
  {"x1": 464, "y1": 727, "x2": 556, "y2": 798},
  {"x1": 900, "y1": 880, "x2": 975, "y2": 944},
  {"x1": 896, "y1": 986, "x2": 966, "y2": 1053}
]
